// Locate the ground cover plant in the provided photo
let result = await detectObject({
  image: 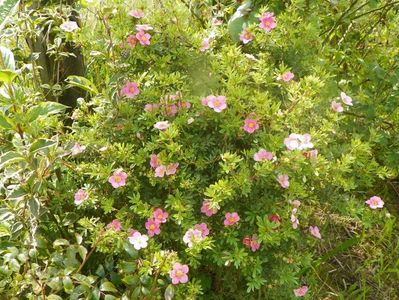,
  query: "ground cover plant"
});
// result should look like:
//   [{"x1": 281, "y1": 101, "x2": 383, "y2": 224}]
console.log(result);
[{"x1": 1, "y1": 0, "x2": 399, "y2": 299}]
